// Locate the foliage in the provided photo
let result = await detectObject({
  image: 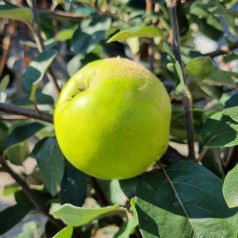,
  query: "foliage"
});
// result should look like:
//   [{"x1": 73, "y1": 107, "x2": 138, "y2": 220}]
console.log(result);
[{"x1": 0, "y1": 0, "x2": 238, "y2": 237}]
